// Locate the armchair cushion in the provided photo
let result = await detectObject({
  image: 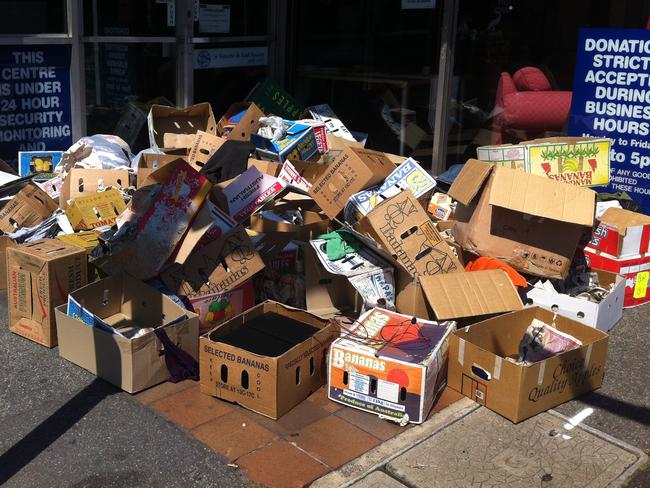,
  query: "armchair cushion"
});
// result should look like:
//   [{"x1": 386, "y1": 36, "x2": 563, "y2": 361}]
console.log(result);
[{"x1": 513, "y1": 67, "x2": 552, "y2": 92}]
